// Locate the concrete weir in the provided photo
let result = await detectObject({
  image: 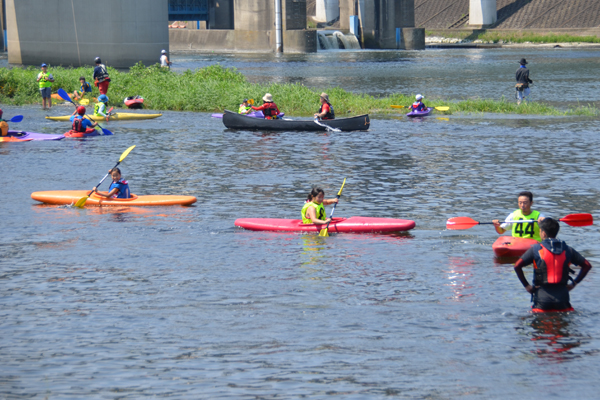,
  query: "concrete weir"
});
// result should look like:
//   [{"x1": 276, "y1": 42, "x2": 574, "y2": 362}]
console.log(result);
[{"x1": 6, "y1": 0, "x2": 168, "y2": 67}]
